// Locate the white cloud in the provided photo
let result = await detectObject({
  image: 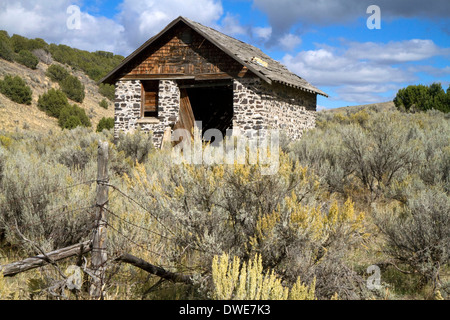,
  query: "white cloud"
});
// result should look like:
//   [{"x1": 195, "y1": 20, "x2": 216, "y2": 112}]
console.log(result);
[
  {"x1": 118, "y1": 0, "x2": 223, "y2": 52},
  {"x1": 0, "y1": 0, "x2": 126, "y2": 53},
  {"x1": 281, "y1": 38, "x2": 449, "y2": 104},
  {"x1": 345, "y1": 39, "x2": 449, "y2": 64},
  {"x1": 409, "y1": 65, "x2": 450, "y2": 77},
  {"x1": 278, "y1": 33, "x2": 302, "y2": 51},
  {"x1": 282, "y1": 47, "x2": 413, "y2": 87},
  {"x1": 0, "y1": 0, "x2": 225, "y2": 55},
  {"x1": 332, "y1": 84, "x2": 400, "y2": 103},
  {"x1": 219, "y1": 13, "x2": 248, "y2": 36},
  {"x1": 252, "y1": 26, "x2": 272, "y2": 41}
]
